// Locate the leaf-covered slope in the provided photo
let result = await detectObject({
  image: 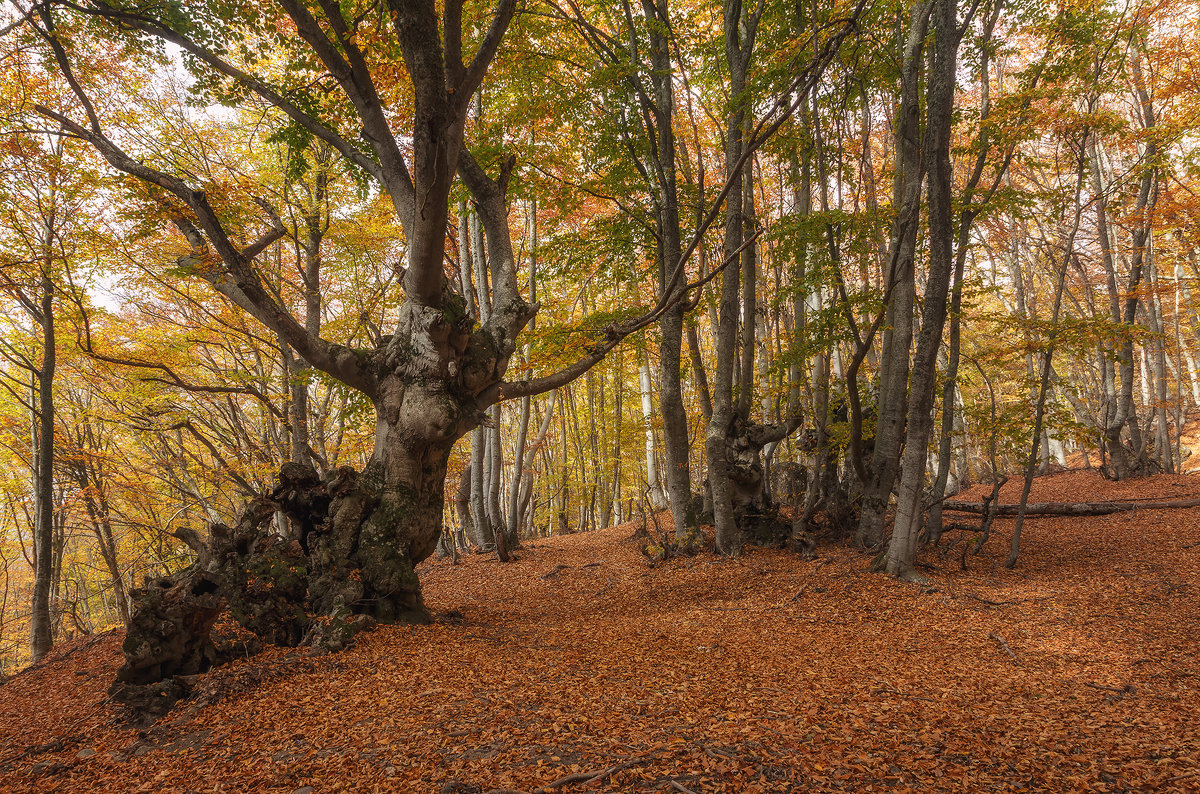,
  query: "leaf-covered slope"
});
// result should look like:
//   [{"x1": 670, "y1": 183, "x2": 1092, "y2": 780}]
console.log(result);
[{"x1": 1, "y1": 470, "x2": 1198, "y2": 792}]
